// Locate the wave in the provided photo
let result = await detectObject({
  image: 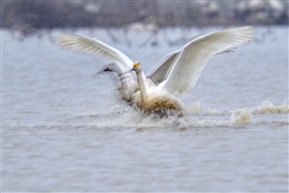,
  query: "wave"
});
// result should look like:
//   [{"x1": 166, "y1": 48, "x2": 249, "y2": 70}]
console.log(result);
[
  {"x1": 5, "y1": 100, "x2": 288, "y2": 130},
  {"x1": 185, "y1": 100, "x2": 289, "y2": 115}
]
